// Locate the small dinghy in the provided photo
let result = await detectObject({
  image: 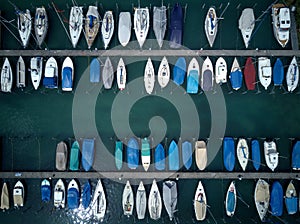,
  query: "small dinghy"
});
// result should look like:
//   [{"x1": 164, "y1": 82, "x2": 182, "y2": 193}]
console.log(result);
[
  {"x1": 169, "y1": 3, "x2": 183, "y2": 48},
  {"x1": 117, "y1": 58, "x2": 126, "y2": 90},
  {"x1": 118, "y1": 12, "x2": 131, "y2": 47},
  {"x1": 154, "y1": 143, "x2": 165, "y2": 170},
  {"x1": 236, "y1": 138, "x2": 249, "y2": 171},
  {"x1": 136, "y1": 181, "x2": 147, "y2": 220},
  {"x1": 17, "y1": 9, "x2": 32, "y2": 48},
  {"x1": 91, "y1": 179, "x2": 106, "y2": 222},
  {"x1": 225, "y1": 181, "x2": 236, "y2": 217},
  {"x1": 54, "y1": 179, "x2": 65, "y2": 209},
  {"x1": 84, "y1": 6, "x2": 100, "y2": 49},
  {"x1": 194, "y1": 181, "x2": 207, "y2": 221},
  {"x1": 101, "y1": 11, "x2": 114, "y2": 49},
  {"x1": 173, "y1": 57, "x2": 186, "y2": 85},
  {"x1": 16, "y1": 56, "x2": 26, "y2": 88},
  {"x1": 270, "y1": 181, "x2": 283, "y2": 216},
  {"x1": 134, "y1": 7, "x2": 149, "y2": 48},
  {"x1": 115, "y1": 141, "x2": 123, "y2": 170},
  {"x1": 61, "y1": 57, "x2": 74, "y2": 91},
  {"x1": 251, "y1": 139, "x2": 261, "y2": 171},
  {"x1": 43, "y1": 57, "x2": 58, "y2": 89},
  {"x1": 223, "y1": 137, "x2": 235, "y2": 171},
  {"x1": 229, "y1": 57, "x2": 243, "y2": 90},
  {"x1": 122, "y1": 180, "x2": 134, "y2": 217},
  {"x1": 254, "y1": 179, "x2": 269, "y2": 221},
  {"x1": 81, "y1": 138, "x2": 95, "y2": 171},
  {"x1": 215, "y1": 57, "x2": 227, "y2": 84},
  {"x1": 273, "y1": 58, "x2": 284, "y2": 86},
  {"x1": 205, "y1": 7, "x2": 218, "y2": 47},
  {"x1": 238, "y1": 8, "x2": 255, "y2": 48},
  {"x1": 0, "y1": 182, "x2": 9, "y2": 210},
  {"x1": 90, "y1": 57, "x2": 101, "y2": 83},
  {"x1": 34, "y1": 6, "x2": 48, "y2": 47},
  {"x1": 67, "y1": 179, "x2": 79, "y2": 209},
  {"x1": 182, "y1": 141, "x2": 192, "y2": 170},
  {"x1": 195, "y1": 140, "x2": 207, "y2": 170},
  {"x1": 56, "y1": 141, "x2": 68, "y2": 171},
  {"x1": 272, "y1": 4, "x2": 290, "y2": 48},
  {"x1": 285, "y1": 180, "x2": 298, "y2": 215},
  {"x1": 201, "y1": 56, "x2": 214, "y2": 91},
  {"x1": 102, "y1": 57, "x2": 114, "y2": 89},
  {"x1": 144, "y1": 58, "x2": 155, "y2": 94},
  {"x1": 69, "y1": 6, "x2": 83, "y2": 48},
  {"x1": 244, "y1": 57, "x2": 256, "y2": 91},
  {"x1": 157, "y1": 56, "x2": 170, "y2": 88},
  {"x1": 258, "y1": 57, "x2": 272, "y2": 90},
  {"x1": 186, "y1": 57, "x2": 200, "y2": 94},
  {"x1": 41, "y1": 179, "x2": 51, "y2": 202},
  {"x1": 163, "y1": 180, "x2": 177, "y2": 221},
  {"x1": 141, "y1": 138, "x2": 151, "y2": 171},
  {"x1": 153, "y1": 5, "x2": 167, "y2": 48},
  {"x1": 81, "y1": 181, "x2": 91, "y2": 209},
  {"x1": 30, "y1": 57, "x2": 43, "y2": 90},
  {"x1": 1, "y1": 58, "x2": 13, "y2": 92},
  {"x1": 264, "y1": 140, "x2": 278, "y2": 171},
  {"x1": 168, "y1": 140, "x2": 179, "y2": 171},
  {"x1": 69, "y1": 141, "x2": 80, "y2": 171},
  {"x1": 148, "y1": 179, "x2": 162, "y2": 220},
  {"x1": 292, "y1": 141, "x2": 300, "y2": 170},
  {"x1": 13, "y1": 181, "x2": 24, "y2": 207},
  {"x1": 286, "y1": 56, "x2": 299, "y2": 92},
  {"x1": 127, "y1": 137, "x2": 139, "y2": 169}
]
